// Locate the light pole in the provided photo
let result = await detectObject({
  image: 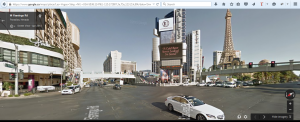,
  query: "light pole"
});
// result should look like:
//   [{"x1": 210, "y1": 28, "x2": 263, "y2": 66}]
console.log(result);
[{"x1": 0, "y1": 20, "x2": 19, "y2": 95}]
